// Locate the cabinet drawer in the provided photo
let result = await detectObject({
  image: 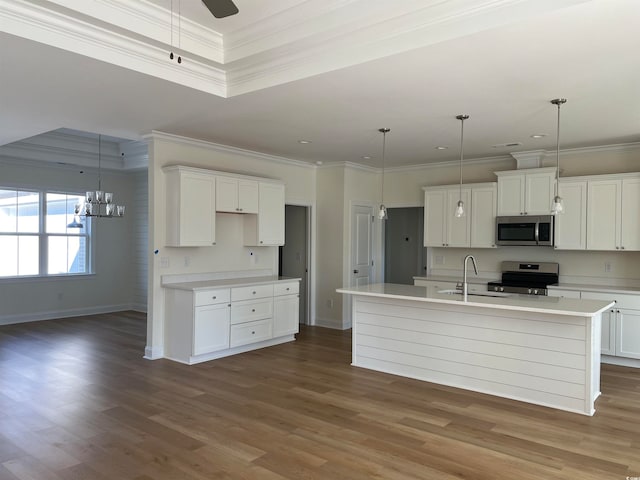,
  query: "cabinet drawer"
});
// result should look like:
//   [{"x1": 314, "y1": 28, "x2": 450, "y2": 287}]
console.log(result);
[
  {"x1": 274, "y1": 282, "x2": 299, "y2": 296},
  {"x1": 231, "y1": 284, "x2": 274, "y2": 301},
  {"x1": 194, "y1": 288, "x2": 230, "y2": 306},
  {"x1": 547, "y1": 289, "x2": 581, "y2": 299},
  {"x1": 230, "y1": 319, "x2": 272, "y2": 348},
  {"x1": 231, "y1": 299, "x2": 273, "y2": 324}
]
